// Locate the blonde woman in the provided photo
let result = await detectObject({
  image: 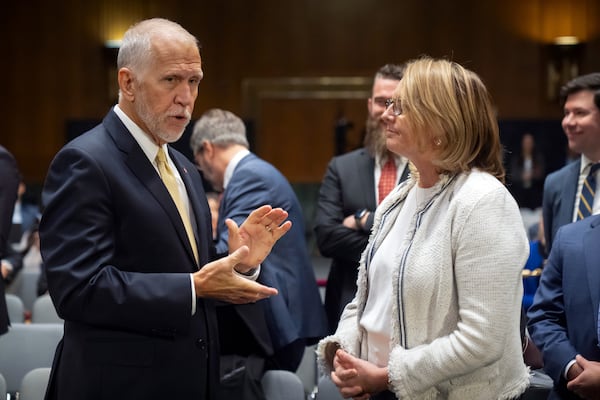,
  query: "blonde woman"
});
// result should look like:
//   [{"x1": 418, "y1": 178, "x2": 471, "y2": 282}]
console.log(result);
[{"x1": 317, "y1": 57, "x2": 529, "y2": 399}]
